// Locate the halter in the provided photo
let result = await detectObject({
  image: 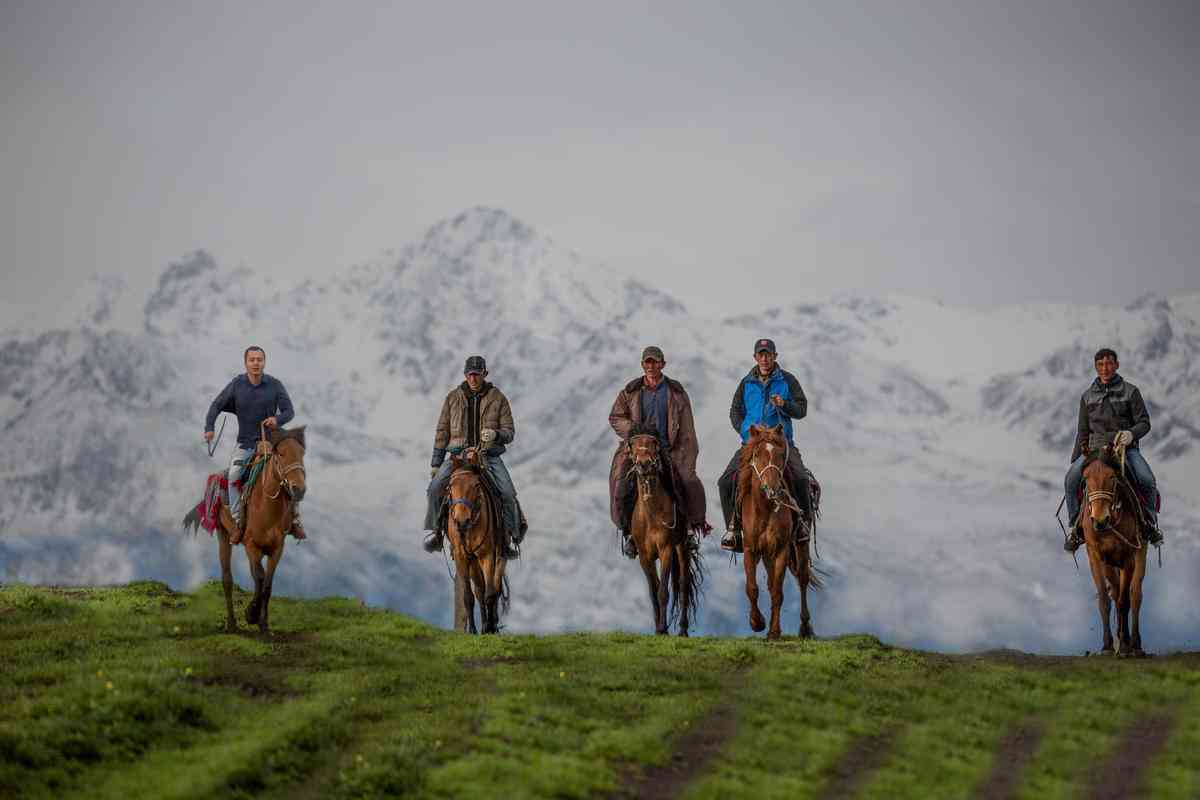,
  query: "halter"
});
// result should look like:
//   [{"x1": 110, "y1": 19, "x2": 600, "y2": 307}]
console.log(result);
[
  {"x1": 1084, "y1": 463, "x2": 1141, "y2": 550},
  {"x1": 749, "y1": 439, "x2": 800, "y2": 515},
  {"x1": 447, "y1": 469, "x2": 484, "y2": 538},
  {"x1": 264, "y1": 443, "x2": 307, "y2": 500},
  {"x1": 626, "y1": 433, "x2": 677, "y2": 529}
]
